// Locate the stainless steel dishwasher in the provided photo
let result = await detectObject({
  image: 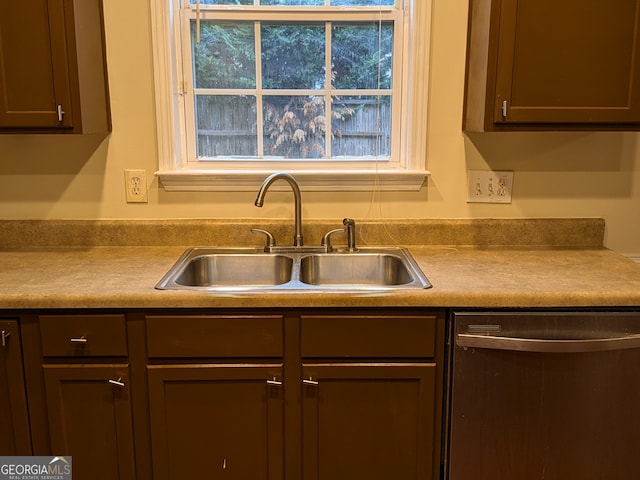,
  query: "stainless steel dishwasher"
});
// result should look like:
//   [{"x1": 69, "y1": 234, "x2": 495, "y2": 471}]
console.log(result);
[{"x1": 446, "y1": 311, "x2": 640, "y2": 480}]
